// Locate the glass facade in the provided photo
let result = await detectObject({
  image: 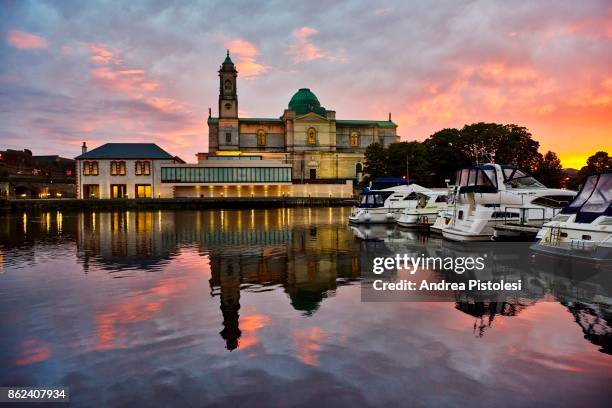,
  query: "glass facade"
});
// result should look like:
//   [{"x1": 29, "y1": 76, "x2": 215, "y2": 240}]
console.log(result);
[{"x1": 161, "y1": 166, "x2": 291, "y2": 183}]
